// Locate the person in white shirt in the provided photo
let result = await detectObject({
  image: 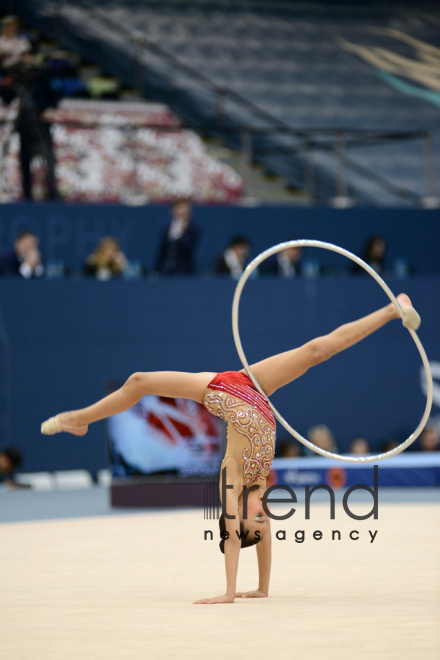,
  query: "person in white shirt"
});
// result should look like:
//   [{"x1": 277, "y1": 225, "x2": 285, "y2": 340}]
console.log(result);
[
  {"x1": 0, "y1": 16, "x2": 31, "y2": 71},
  {"x1": 262, "y1": 243, "x2": 303, "y2": 278},
  {"x1": 213, "y1": 235, "x2": 251, "y2": 280}
]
